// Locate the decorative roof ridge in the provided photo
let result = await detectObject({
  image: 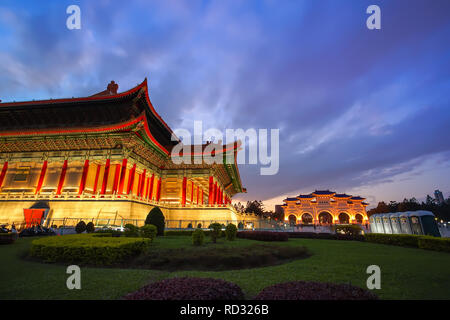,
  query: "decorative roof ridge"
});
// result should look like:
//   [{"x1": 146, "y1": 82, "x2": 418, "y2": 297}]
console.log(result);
[{"x1": 0, "y1": 79, "x2": 146, "y2": 107}]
